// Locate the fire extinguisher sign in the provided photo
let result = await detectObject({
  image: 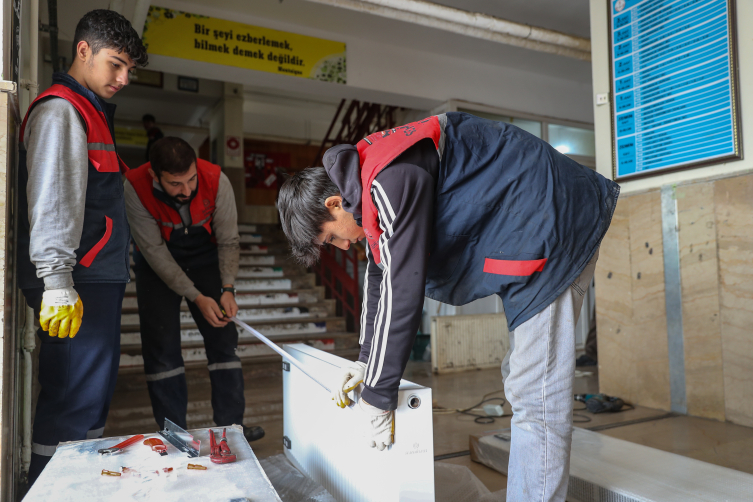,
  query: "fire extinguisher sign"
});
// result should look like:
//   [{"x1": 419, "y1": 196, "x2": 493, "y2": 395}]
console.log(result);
[{"x1": 226, "y1": 136, "x2": 242, "y2": 158}]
